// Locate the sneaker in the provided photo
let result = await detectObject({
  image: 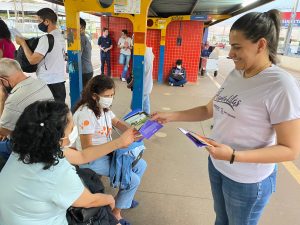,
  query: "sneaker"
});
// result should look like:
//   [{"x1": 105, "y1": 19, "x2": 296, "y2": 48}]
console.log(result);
[{"x1": 121, "y1": 78, "x2": 126, "y2": 82}]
